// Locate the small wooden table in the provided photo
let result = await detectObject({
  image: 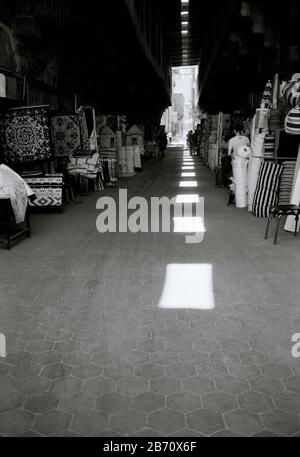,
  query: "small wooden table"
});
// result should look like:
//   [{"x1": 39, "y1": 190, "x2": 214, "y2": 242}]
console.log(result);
[{"x1": 0, "y1": 198, "x2": 31, "y2": 250}]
